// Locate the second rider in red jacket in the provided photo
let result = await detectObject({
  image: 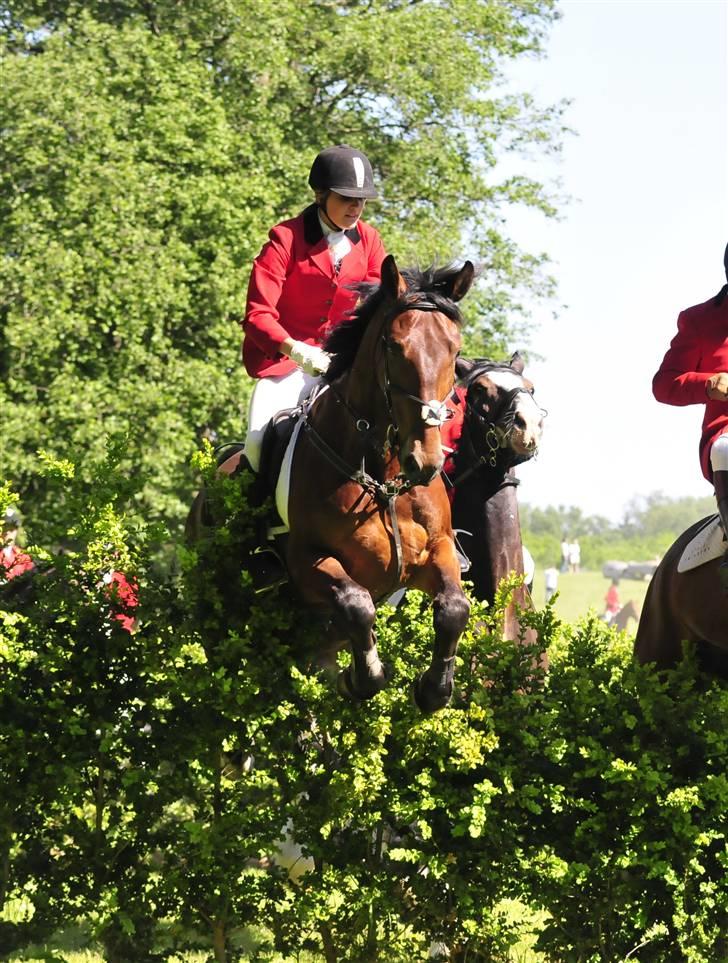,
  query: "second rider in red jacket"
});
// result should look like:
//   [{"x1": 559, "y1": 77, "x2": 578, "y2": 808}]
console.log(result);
[{"x1": 653, "y1": 242, "x2": 728, "y2": 582}]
